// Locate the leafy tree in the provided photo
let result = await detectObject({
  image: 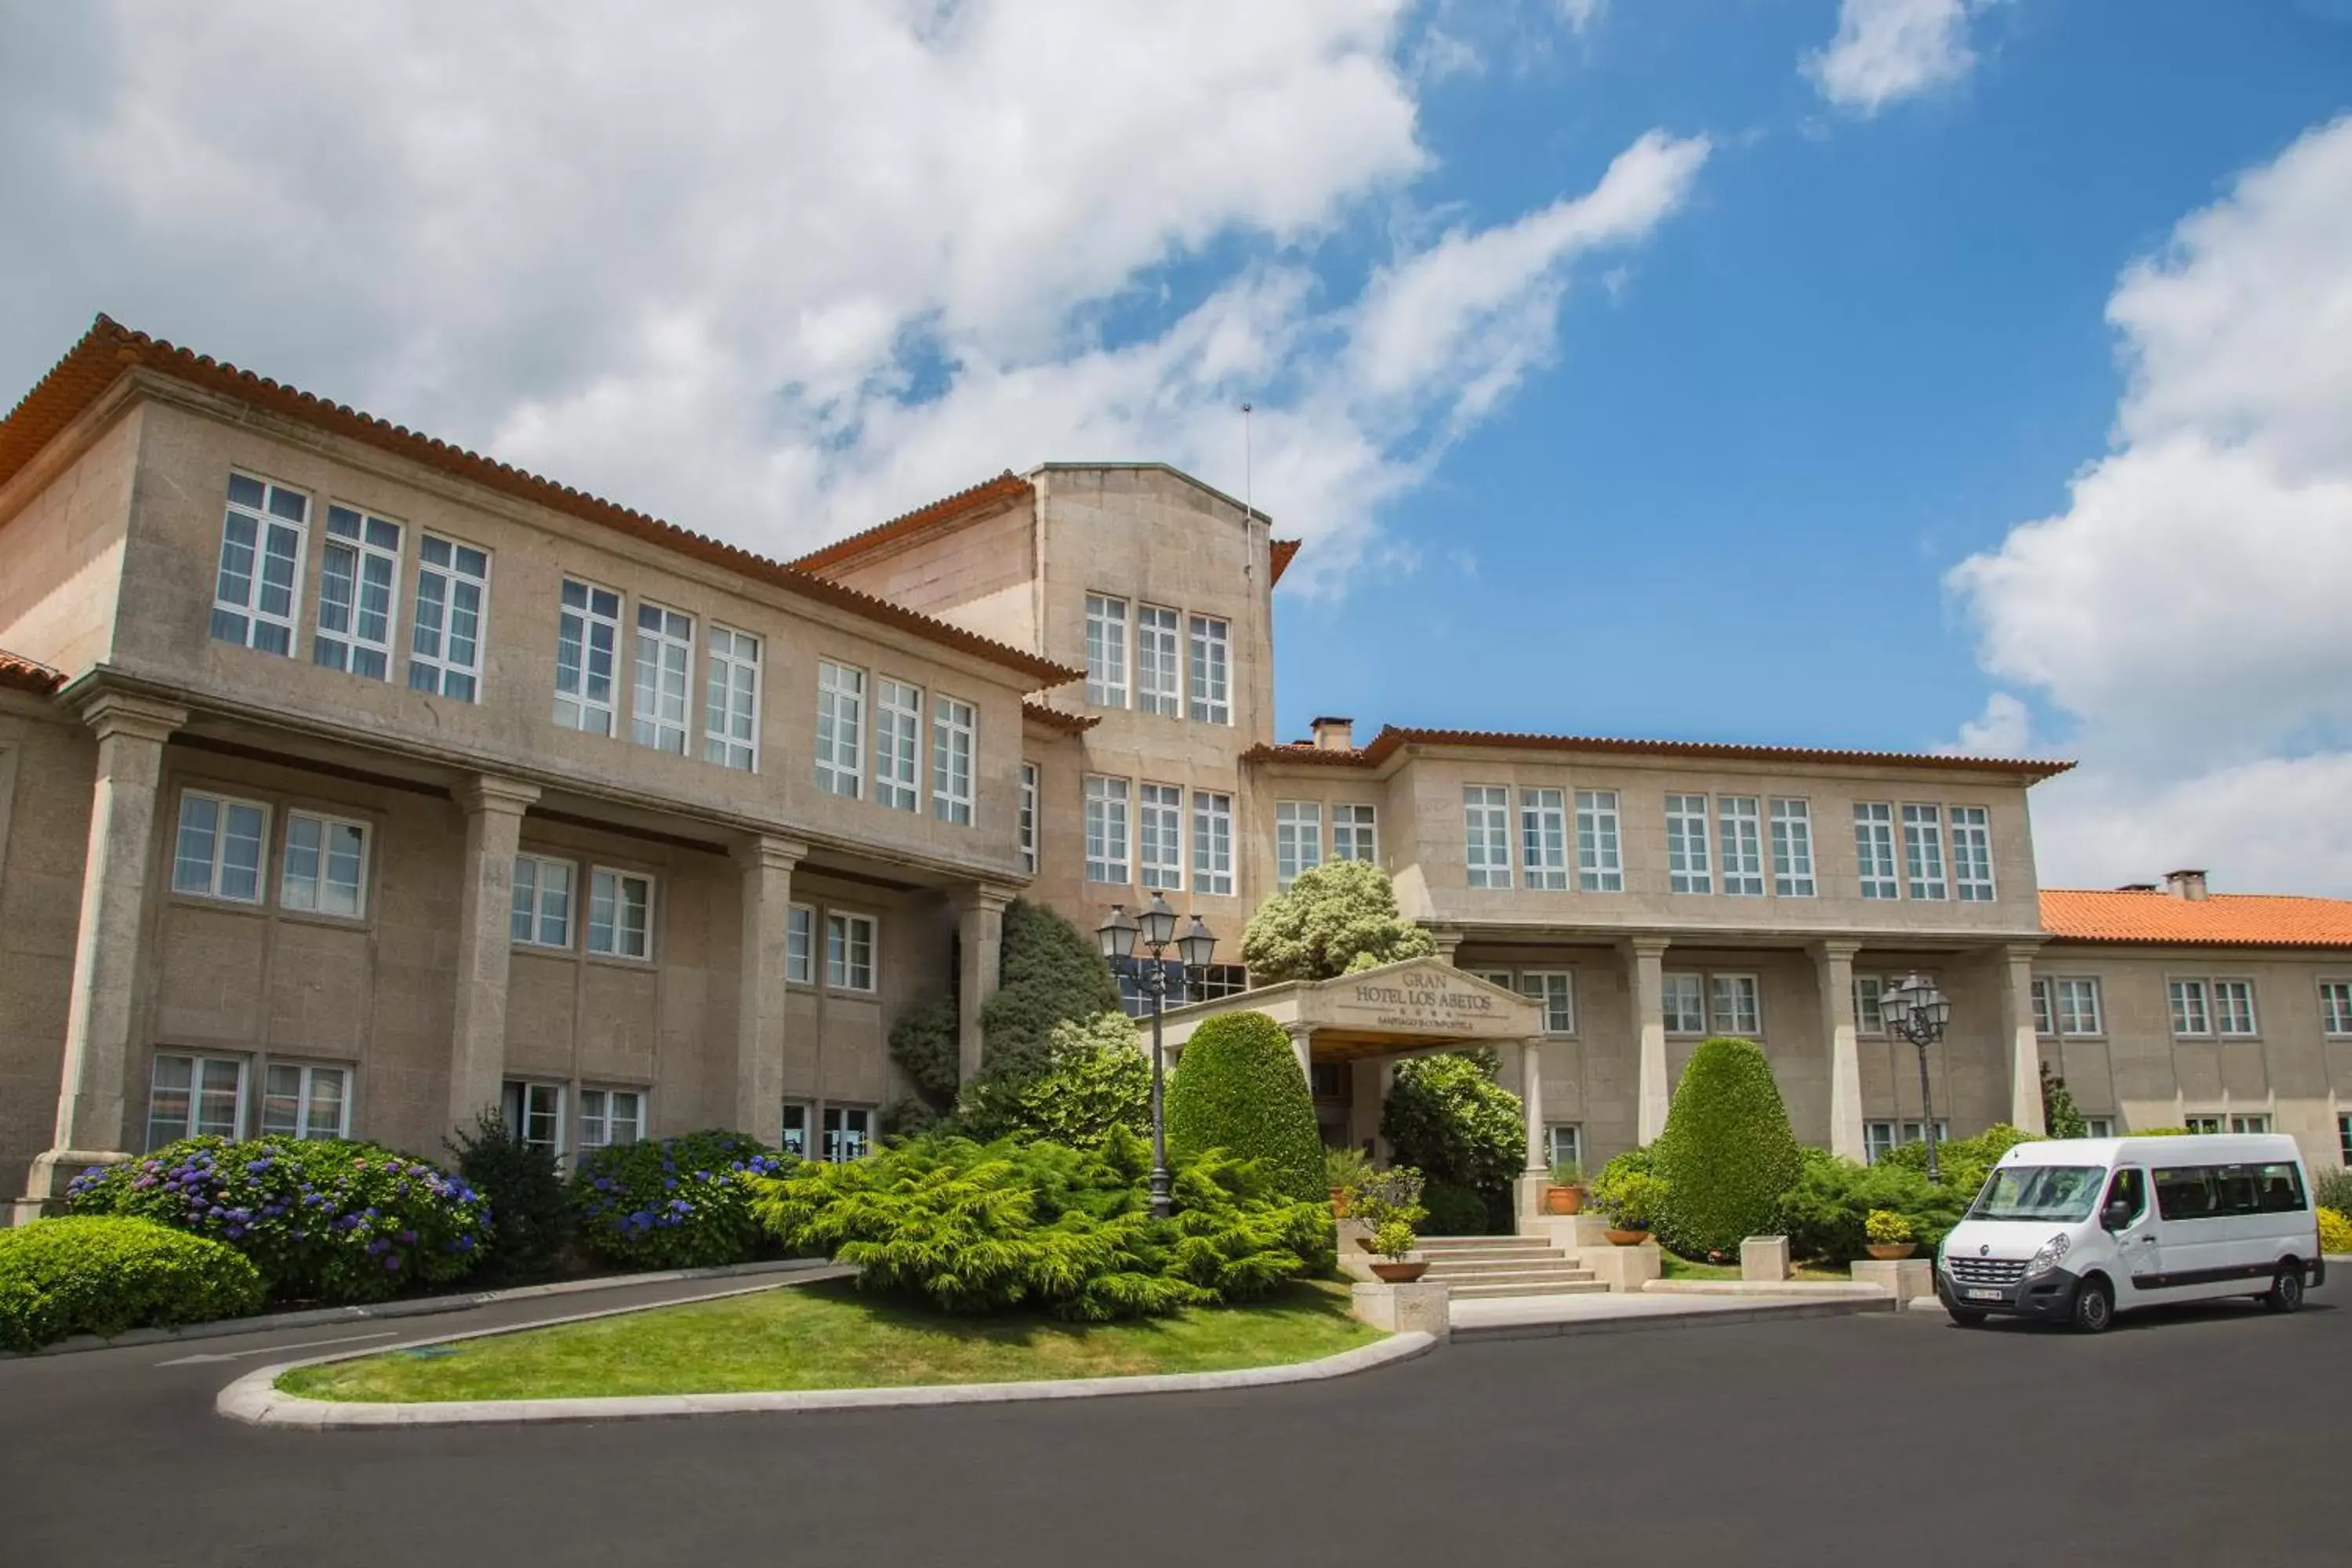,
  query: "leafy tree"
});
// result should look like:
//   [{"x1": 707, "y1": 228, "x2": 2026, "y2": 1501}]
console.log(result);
[
  {"x1": 888, "y1": 994, "x2": 961, "y2": 1119},
  {"x1": 978, "y1": 898, "x2": 1121, "y2": 1082},
  {"x1": 1651, "y1": 1037, "x2": 1802, "y2": 1257},
  {"x1": 1379, "y1": 1050, "x2": 1526, "y2": 1207},
  {"x1": 1165, "y1": 1011, "x2": 1327, "y2": 1203},
  {"x1": 956, "y1": 1011, "x2": 1151, "y2": 1150},
  {"x1": 1239, "y1": 859, "x2": 1436, "y2": 982},
  {"x1": 2040, "y1": 1062, "x2": 2089, "y2": 1140},
  {"x1": 446, "y1": 1110, "x2": 571, "y2": 1283}
]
